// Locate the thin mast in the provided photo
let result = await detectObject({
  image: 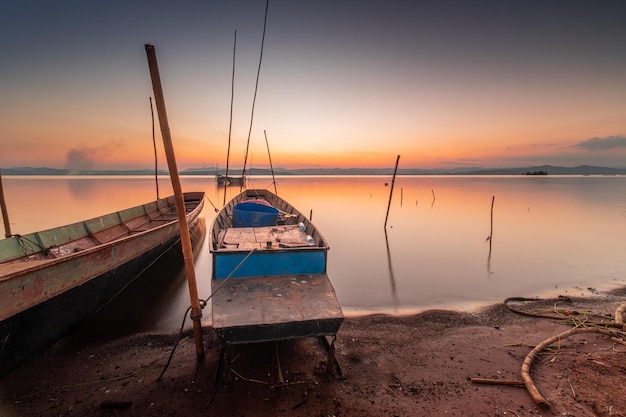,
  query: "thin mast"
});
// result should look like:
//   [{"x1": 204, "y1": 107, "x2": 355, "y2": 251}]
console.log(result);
[
  {"x1": 263, "y1": 130, "x2": 277, "y2": 195},
  {"x1": 224, "y1": 30, "x2": 237, "y2": 205},
  {"x1": 240, "y1": 0, "x2": 269, "y2": 189}
]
